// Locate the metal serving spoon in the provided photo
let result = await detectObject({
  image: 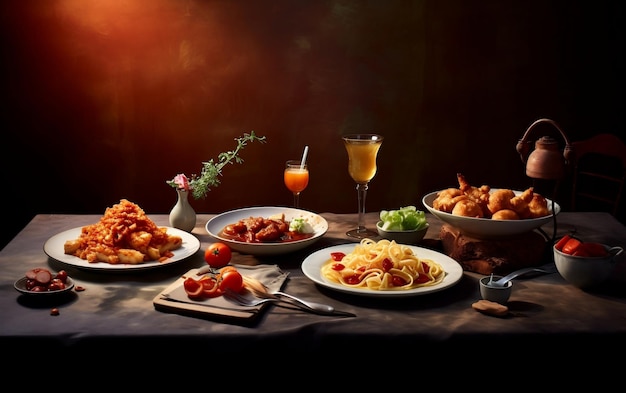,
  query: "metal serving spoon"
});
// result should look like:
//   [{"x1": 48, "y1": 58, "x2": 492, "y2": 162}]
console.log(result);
[{"x1": 487, "y1": 265, "x2": 557, "y2": 287}]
